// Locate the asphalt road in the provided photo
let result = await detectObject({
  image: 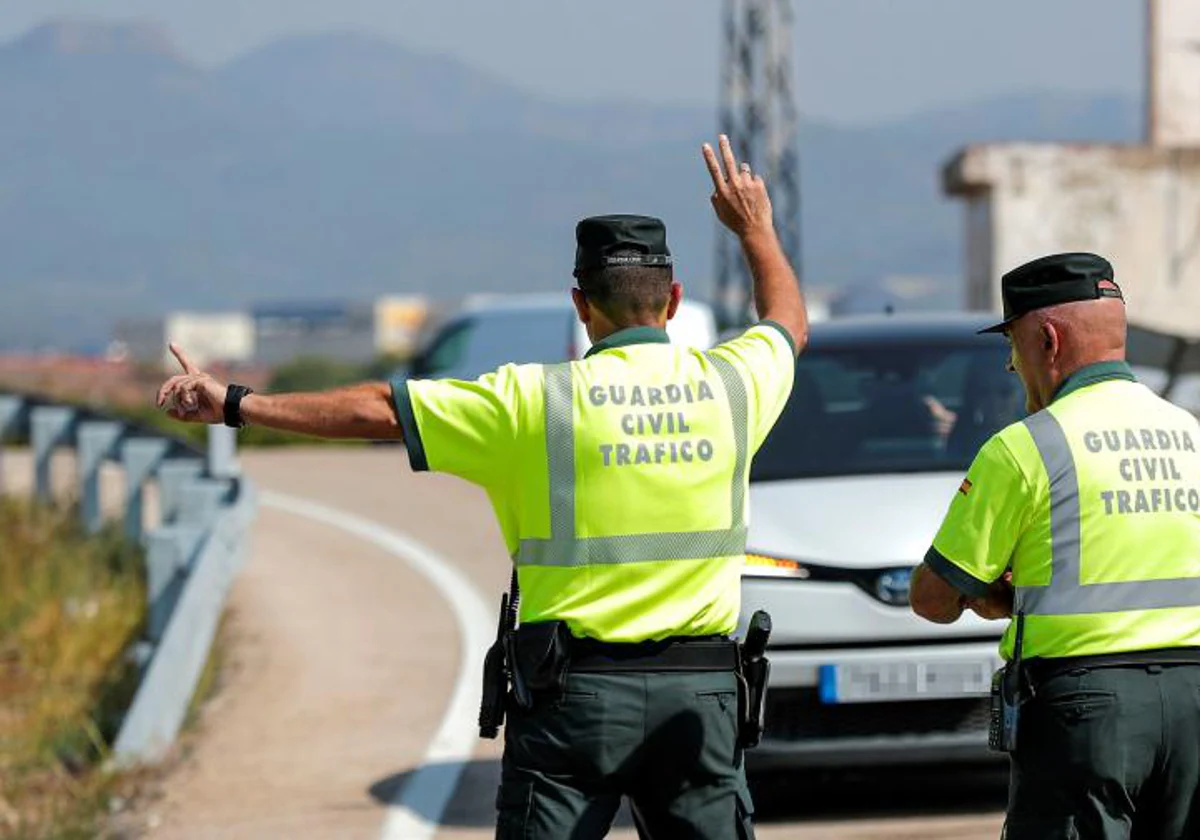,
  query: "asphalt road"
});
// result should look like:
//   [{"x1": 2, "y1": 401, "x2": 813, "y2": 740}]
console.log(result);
[{"x1": 146, "y1": 447, "x2": 1005, "y2": 839}]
